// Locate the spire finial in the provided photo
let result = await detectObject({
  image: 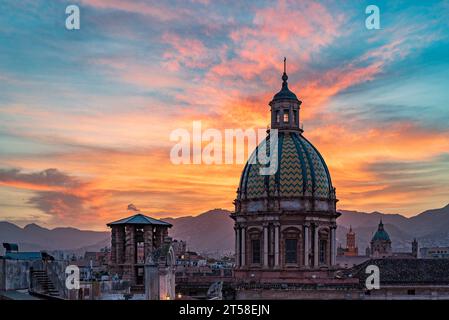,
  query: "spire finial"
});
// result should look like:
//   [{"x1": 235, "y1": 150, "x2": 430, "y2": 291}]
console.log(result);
[{"x1": 282, "y1": 57, "x2": 288, "y2": 83}]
